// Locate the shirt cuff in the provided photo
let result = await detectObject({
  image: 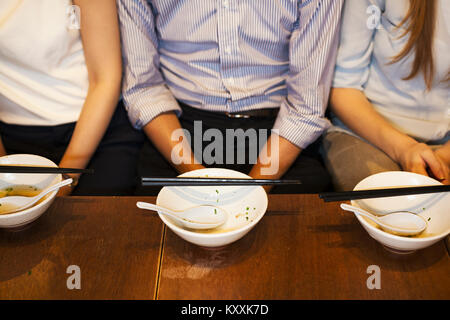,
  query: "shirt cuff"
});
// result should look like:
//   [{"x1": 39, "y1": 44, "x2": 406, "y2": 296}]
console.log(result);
[
  {"x1": 332, "y1": 66, "x2": 369, "y2": 91},
  {"x1": 272, "y1": 102, "x2": 331, "y2": 150},
  {"x1": 123, "y1": 86, "x2": 182, "y2": 129}
]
